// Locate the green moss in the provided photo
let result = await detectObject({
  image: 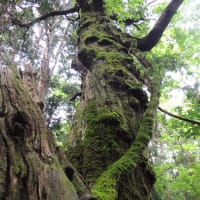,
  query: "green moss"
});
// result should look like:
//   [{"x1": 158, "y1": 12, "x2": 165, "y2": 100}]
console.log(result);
[
  {"x1": 86, "y1": 105, "x2": 120, "y2": 124},
  {"x1": 85, "y1": 101, "x2": 130, "y2": 134},
  {"x1": 129, "y1": 96, "x2": 140, "y2": 108},
  {"x1": 96, "y1": 50, "x2": 127, "y2": 64},
  {"x1": 93, "y1": 176, "x2": 118, "y2": 200},
  {"x1": 79, "y1": 17, "x2": 108, "y2": 44},
  {"x1": 92, "y1": 141, "x2": 145, "y2": 200},
  {"x1": 98, "y1": 38, "x2": 115, "y2": 46},
  {"x1": 77, "y1": 101, "x2": 133, "y2": 184},
  {"x1": 14, "y1": 157, "x2": 26, "y2": 176},
  {"x1": 71, "y1": 11, "x2": 157, "y2": 198},
  {"x1": 92, "y1": 150, "x2": 138, "y2": 200},
  {"x1": 91, "y1": 86, "x2": 160, "y2": 199}
]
